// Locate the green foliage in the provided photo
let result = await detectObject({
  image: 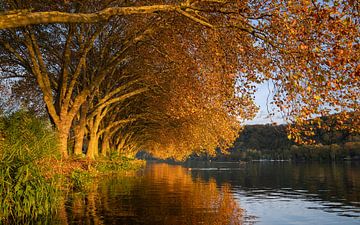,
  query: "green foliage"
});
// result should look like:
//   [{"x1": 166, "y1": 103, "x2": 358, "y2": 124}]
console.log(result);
[
  {"x1": 233, "y1": 125, "x2": 292, "y2": 151},
  {"x1": 290, "y1": 144, "x2": 360, "y2": 161},
  {"x1": 95, "y1": 155, "x2": 145, "y2": 173},
  {"x1": 0, "y1": 110, "x2": 59, "y2": 160},
  {"x1": 69, "y1": 156, "x2": 145, "y2": 191},
  {"x1": 0, "y1": 110, "x2": 146, "y2": 223},
  {"x1": 109, "y1": 151, "x2": 122, "y2": 161},
  {"x1": 70, "y1": 169, "x2": 93, "y2": 191},
  {"x1": 0, "y1": 110, "x2": 59, "y2": 223}
]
